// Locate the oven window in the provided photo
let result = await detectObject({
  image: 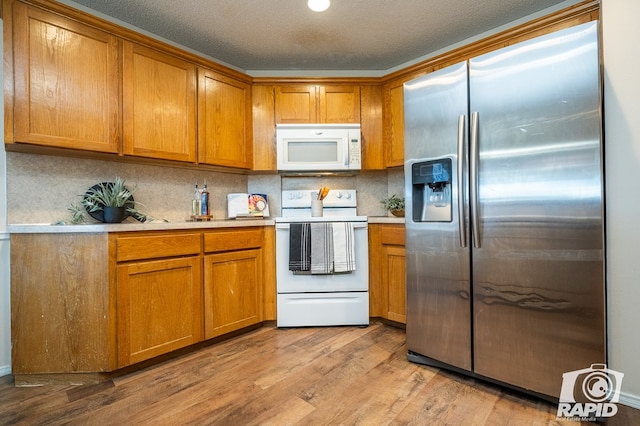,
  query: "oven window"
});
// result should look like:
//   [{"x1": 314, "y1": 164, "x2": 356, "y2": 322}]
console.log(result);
[{"x1": 288, "y1": 141, "x2": 338, "y2": 163}]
